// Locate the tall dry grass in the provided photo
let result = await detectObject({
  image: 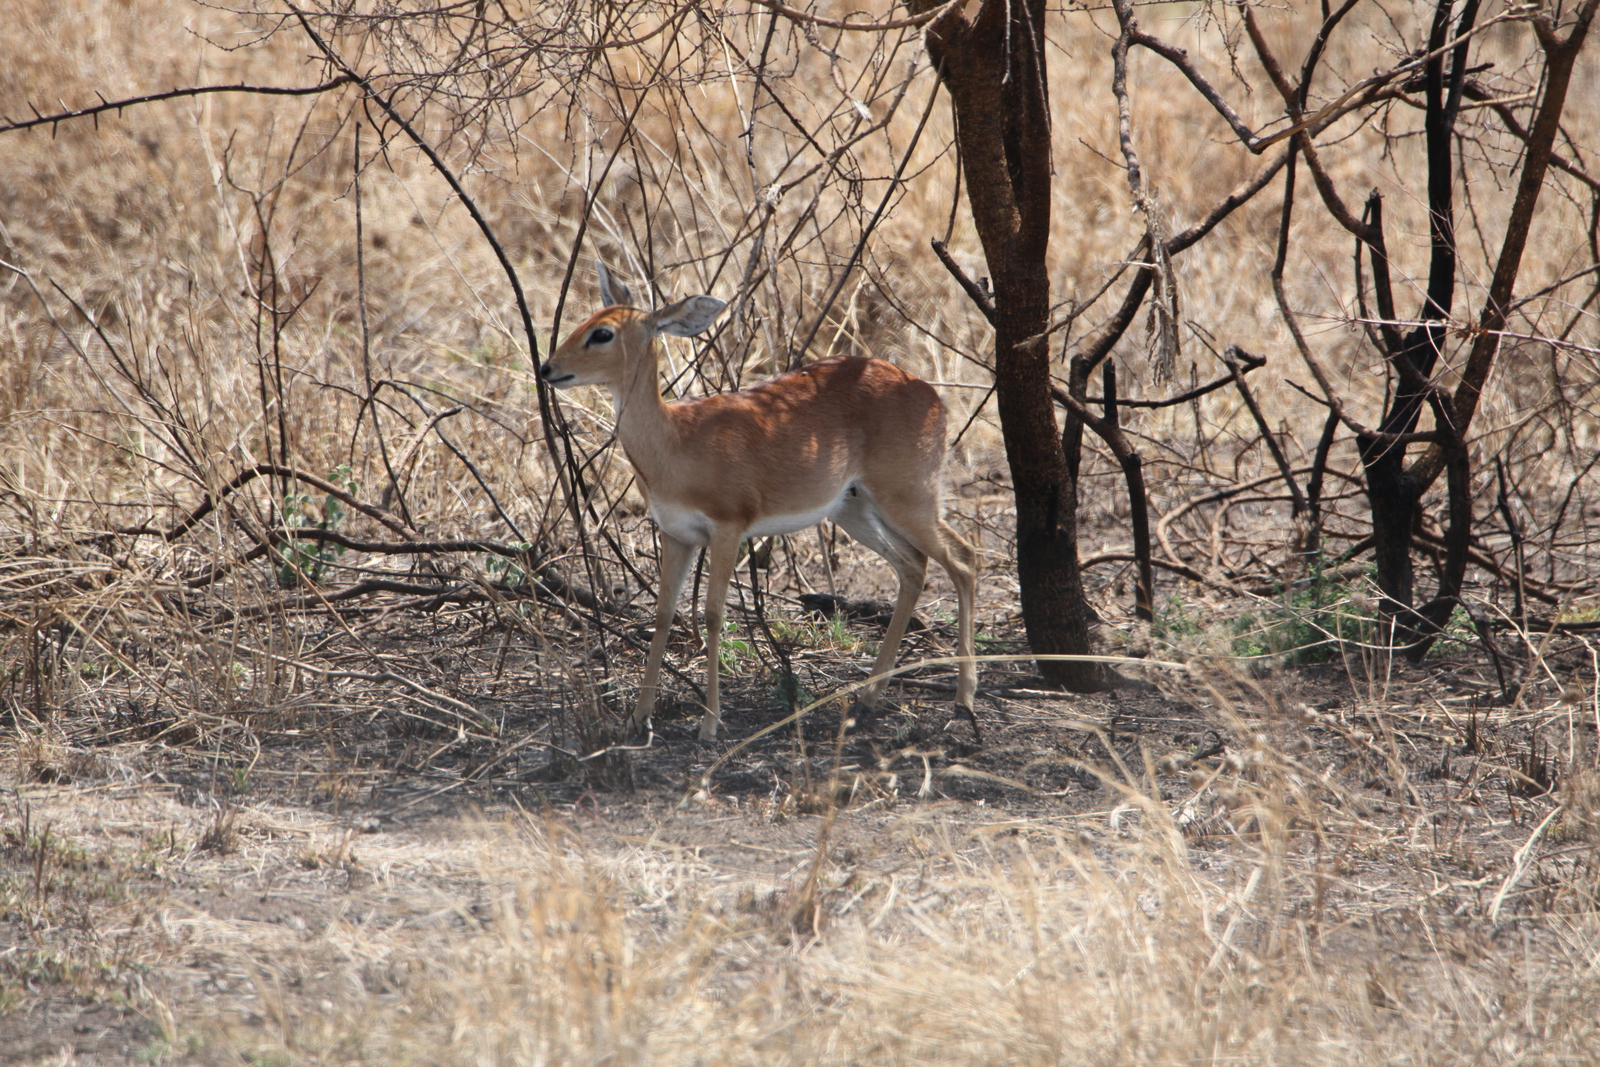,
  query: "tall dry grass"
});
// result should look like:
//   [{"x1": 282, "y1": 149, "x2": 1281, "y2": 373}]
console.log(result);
[
  {"x1": 2, "y1": 0, "x2": 1596, "y2": 565},
  {"x1": 258, "y1": 831, "x2": 1596, "y2": 1065},
  {"x1": 5, "y1": 653, "x2": 1598, "y2": 1064}
]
